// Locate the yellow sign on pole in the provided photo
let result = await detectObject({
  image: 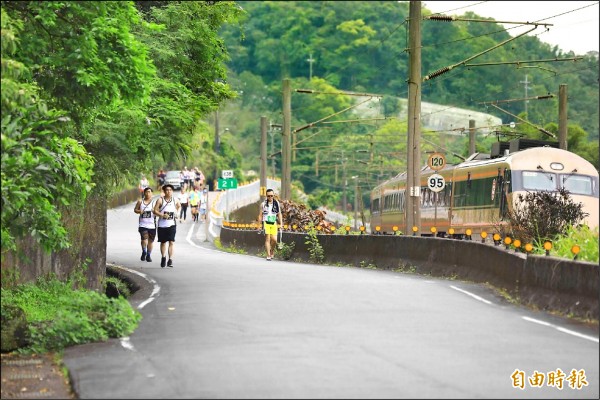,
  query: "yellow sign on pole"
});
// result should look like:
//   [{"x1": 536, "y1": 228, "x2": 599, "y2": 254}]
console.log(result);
[
  {"x1": 260, "y1": 186, "x2": 266, "y2": 196},
  {"x1": 427, "y1": 152, "x2": 446, "y2": 171}
]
